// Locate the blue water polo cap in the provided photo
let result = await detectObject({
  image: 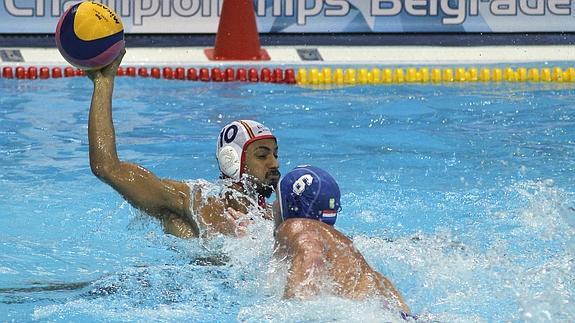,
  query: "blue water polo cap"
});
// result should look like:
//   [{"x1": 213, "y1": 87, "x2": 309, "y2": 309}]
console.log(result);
[{"x1": 278, "y1": 165, "x2": 341, "y2": 225}]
